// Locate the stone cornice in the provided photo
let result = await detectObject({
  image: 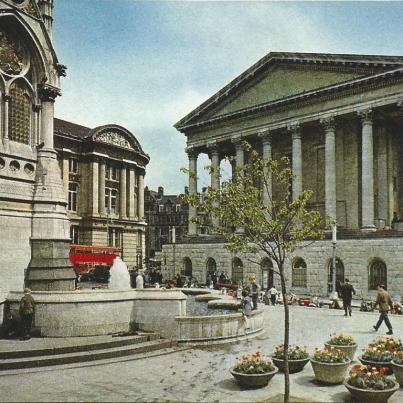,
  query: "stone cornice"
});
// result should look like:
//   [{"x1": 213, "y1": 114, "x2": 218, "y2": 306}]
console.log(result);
[{"x1": 178, "y1": 67, "x2": 403, "y2": 132}]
